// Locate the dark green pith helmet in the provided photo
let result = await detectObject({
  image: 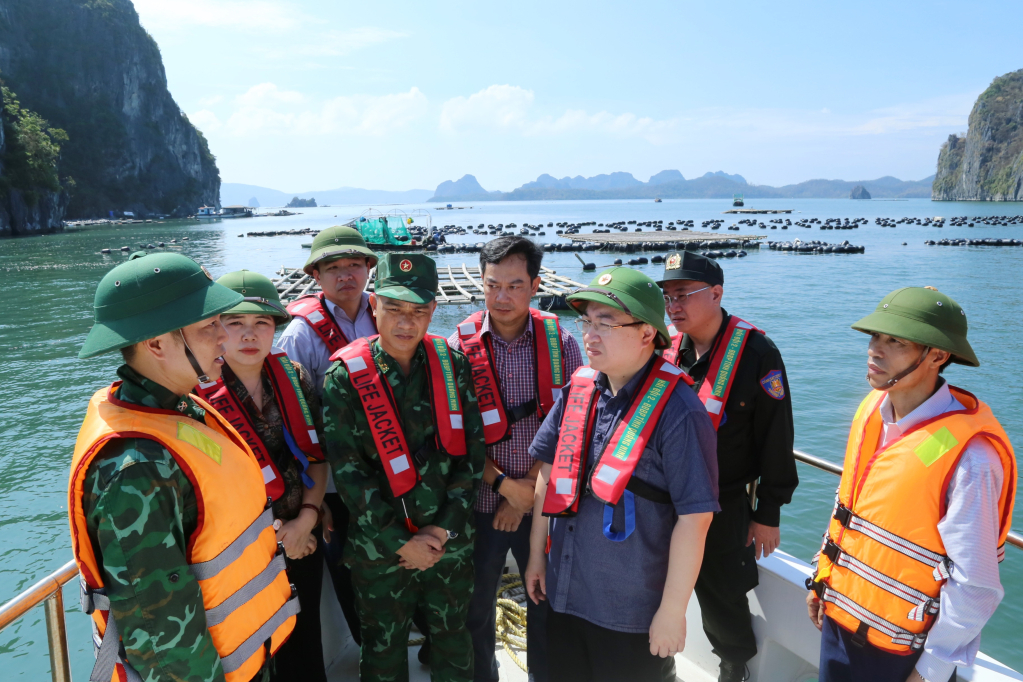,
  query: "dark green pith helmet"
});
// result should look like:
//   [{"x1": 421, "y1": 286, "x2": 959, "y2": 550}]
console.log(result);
[
  {"x1": 216, "y1": 269, "x2": 291, "y2": 324},
  {"x1": 79, "y1": 253, "x2": 243, "y2": 359},
  {"x1": 373, "y1": 254, "x2": 438, "y2": 304},
  {"x1": 566, "y1": 267, "x2": 672, "y2": 348},
  {"x1": 303, "y1": 226, "x2": 378, "y2": 275},
  {"x1": 851, "y1": 287, "x2": 979, "y2": 367}
]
